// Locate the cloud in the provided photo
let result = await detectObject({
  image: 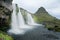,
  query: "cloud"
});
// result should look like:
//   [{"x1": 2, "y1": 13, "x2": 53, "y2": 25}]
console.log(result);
[
  {"x1": 46, "y1": 7, "x2": 60, "y2": 19},
  {"x1": 44, "y1": 0, "x2": 60, "y2": 19},
  {"x1": 13, "y1": 0, "x2": 60, "y2": 19}
]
